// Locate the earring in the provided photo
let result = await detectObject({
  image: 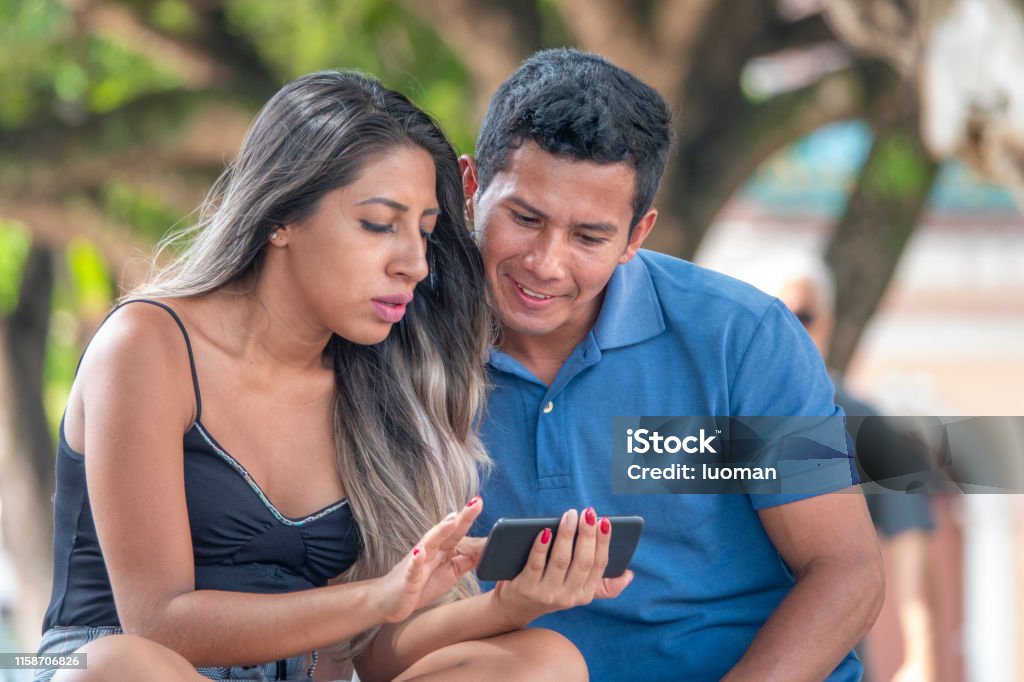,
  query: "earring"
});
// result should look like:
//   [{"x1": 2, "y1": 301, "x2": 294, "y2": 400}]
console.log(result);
[{"x1": 270, "y1": 230, "x2": 280, "y2": 241}]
